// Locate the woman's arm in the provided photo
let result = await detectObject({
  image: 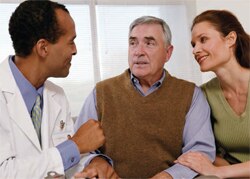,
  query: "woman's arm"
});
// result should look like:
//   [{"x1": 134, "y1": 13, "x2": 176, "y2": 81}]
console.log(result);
[
  {"x1": 213, "y1": 156, "x2": 230, "y2": 166},
  {"x1": 216, "y1": 161, "x2": 250, "y2": 178},
  {"x1": 175, "y1": 151, "x2": 250, "y2": 178}
]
